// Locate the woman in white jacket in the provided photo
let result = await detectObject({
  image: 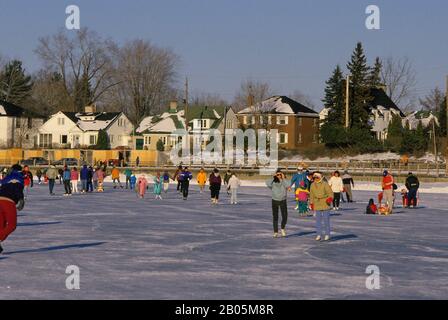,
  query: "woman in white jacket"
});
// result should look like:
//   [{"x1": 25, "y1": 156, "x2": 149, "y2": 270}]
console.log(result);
[
  {"x1": 328, "y1": 171, "x2": 344, "y2": 210},
  {"x1": 228, "y1": 173, "x2": 241, "y2": 205}
]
